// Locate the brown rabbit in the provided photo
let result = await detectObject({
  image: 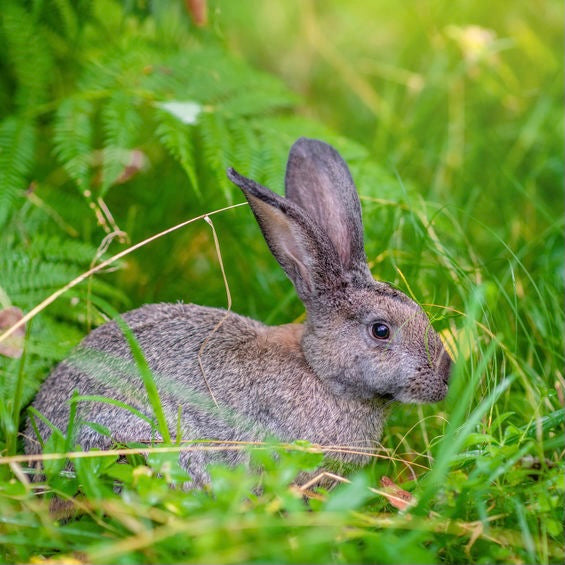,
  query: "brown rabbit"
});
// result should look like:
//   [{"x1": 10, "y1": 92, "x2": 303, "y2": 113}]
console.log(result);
[{"x1": 26, "y1": 138, "x2": 451, "y2": 486}]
